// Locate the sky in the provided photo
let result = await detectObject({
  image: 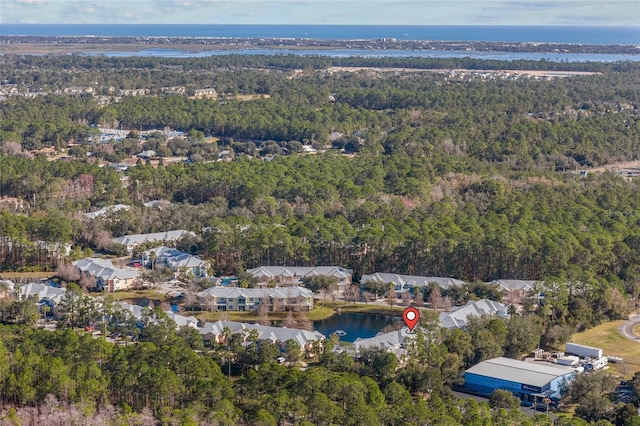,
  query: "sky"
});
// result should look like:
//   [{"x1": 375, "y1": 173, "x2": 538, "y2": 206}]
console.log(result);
[{"x1": 0, "y1": 0, "x2": 638, "y2": 26}]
